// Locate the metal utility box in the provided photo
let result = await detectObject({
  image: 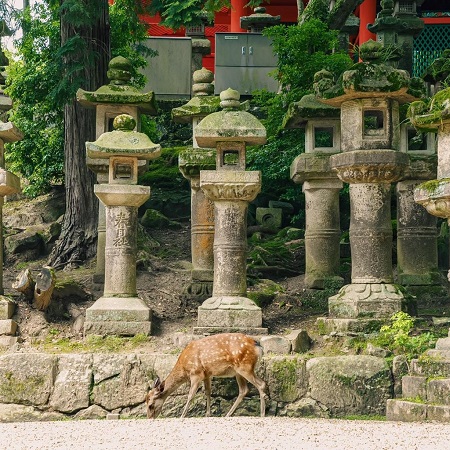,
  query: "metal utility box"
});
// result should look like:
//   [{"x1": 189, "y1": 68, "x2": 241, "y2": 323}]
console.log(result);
[
  {"x1": 140, "y1": 37, "x2": 192, "y2": 99},
  {"x1": 214, "y1": 32, "x2": 279, "y2": 95}
]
